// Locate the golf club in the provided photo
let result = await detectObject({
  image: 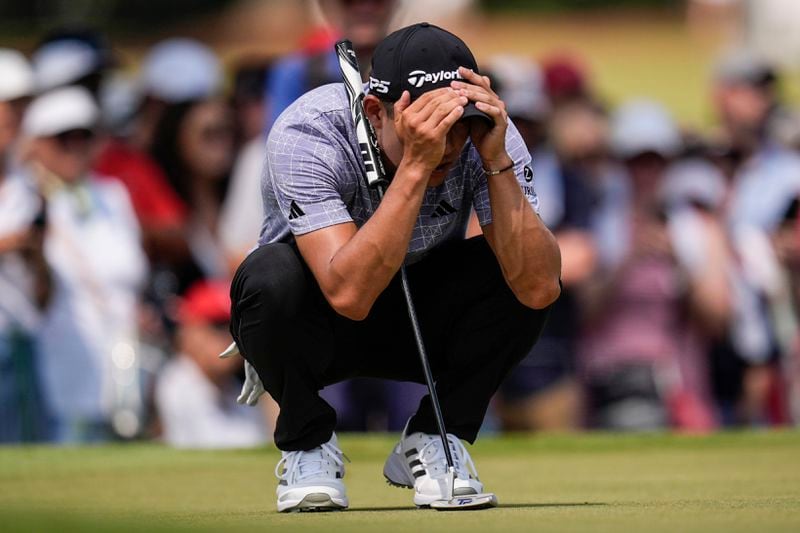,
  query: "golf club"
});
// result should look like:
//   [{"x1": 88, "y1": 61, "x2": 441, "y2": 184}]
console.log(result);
[{"x1": 335, "y1": 38, "x2": 497, "y2": 511}]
